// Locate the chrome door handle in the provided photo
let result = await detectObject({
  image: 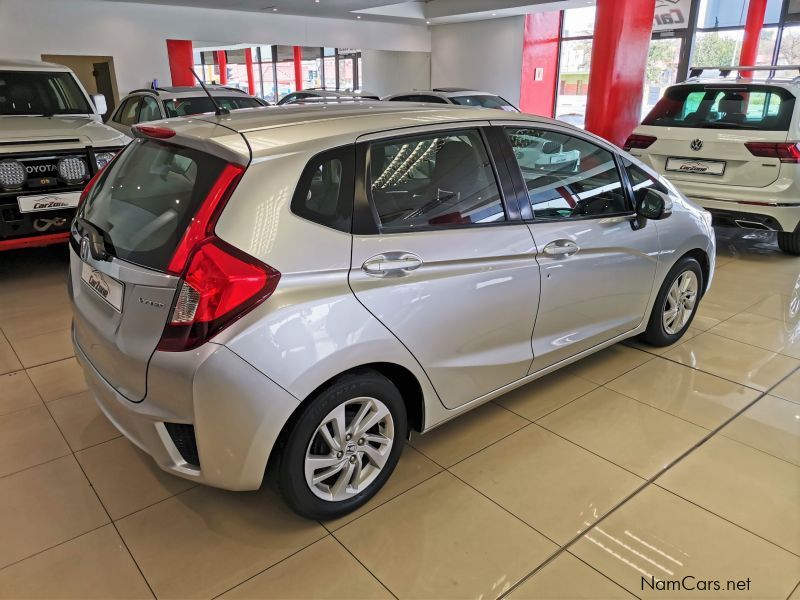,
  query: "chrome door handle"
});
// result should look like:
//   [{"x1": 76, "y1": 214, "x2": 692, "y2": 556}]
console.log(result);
[
  {"x1": 542, "y1": 240, "x2": 579, "y2": 258},
  {"x1": 362, "y1": 253, "x2": 423, "y2": 277}
]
